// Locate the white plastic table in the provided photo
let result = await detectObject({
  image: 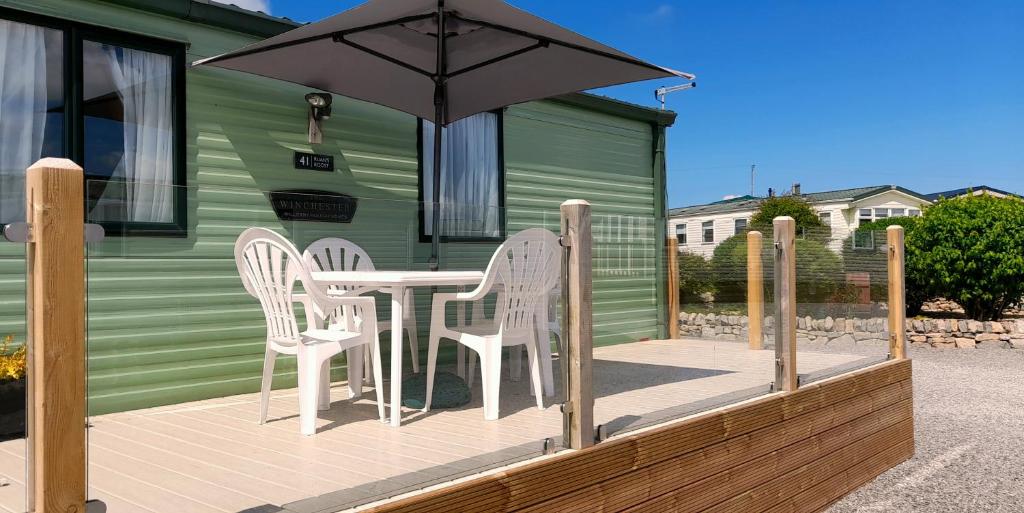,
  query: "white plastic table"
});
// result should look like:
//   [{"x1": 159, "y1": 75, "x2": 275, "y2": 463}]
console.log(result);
[{"x1": 311, "y1": 270, "x2": 484, "y2": 427}]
